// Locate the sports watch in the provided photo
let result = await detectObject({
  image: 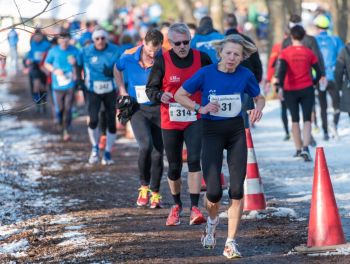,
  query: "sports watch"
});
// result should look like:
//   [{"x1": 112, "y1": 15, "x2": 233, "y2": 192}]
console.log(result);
[{"x1": 194, "y1": 103, "x2": 201, "y2": 114}]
